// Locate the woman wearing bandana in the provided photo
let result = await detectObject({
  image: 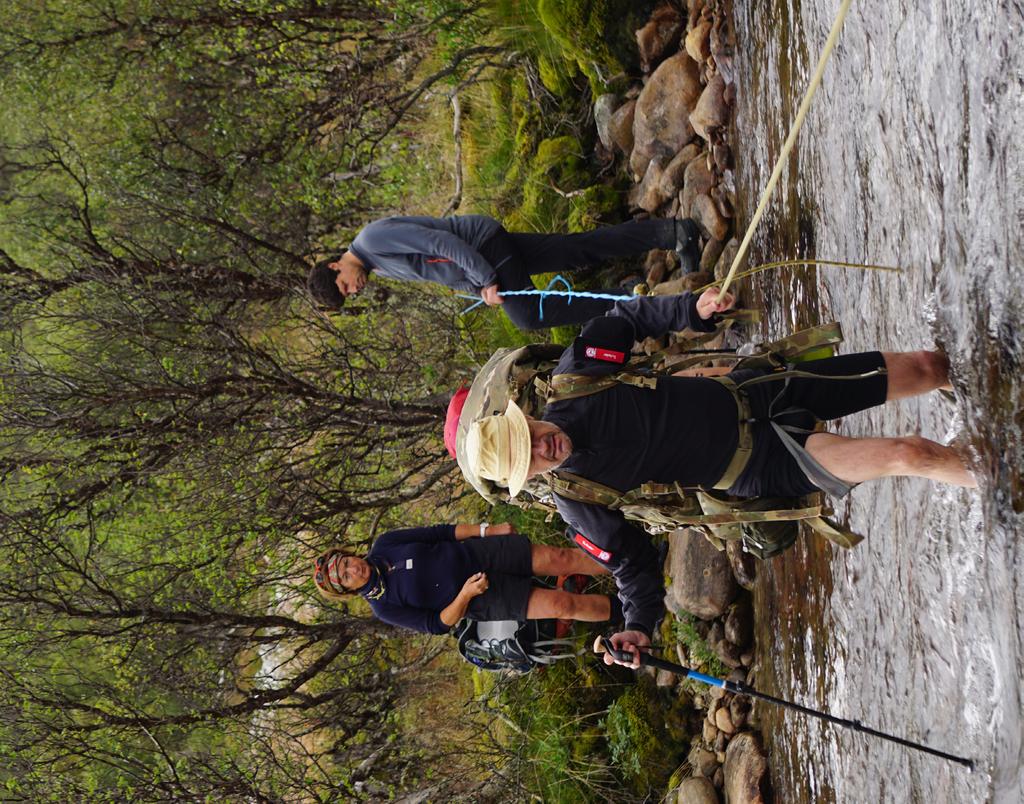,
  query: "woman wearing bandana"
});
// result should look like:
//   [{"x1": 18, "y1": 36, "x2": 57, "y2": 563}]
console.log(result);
[{"x1": 313, "y1": 523, "x2": 616, "y2": 635}]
